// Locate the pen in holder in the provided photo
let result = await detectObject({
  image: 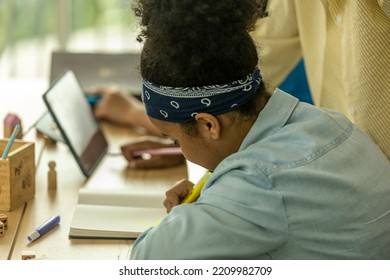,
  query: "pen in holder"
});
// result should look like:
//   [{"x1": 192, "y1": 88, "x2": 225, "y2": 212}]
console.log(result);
[{"x1": 0, "y1": 139, "x2": 35, "y2": 211}]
